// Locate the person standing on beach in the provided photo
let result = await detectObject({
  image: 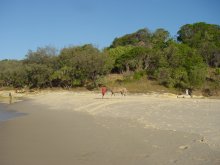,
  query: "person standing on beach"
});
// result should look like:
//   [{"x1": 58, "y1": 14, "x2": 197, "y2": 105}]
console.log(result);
[
  {"x1": 9, "y1": 92, "x2": 12, "y2": 104},
  {"x1": 101, "y1": 86, "x2": 107, "y2": 99}
]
